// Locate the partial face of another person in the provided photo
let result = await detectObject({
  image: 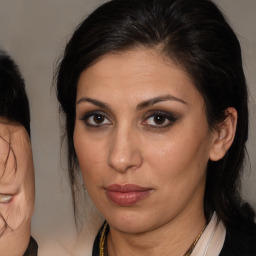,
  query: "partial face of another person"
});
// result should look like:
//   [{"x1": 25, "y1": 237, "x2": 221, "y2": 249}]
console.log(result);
[
  {"x1": 74, "y1": 48, "x2": 219, "y2": 234},
  {"x1": 0, "y1": 121, "x2": 34, "y2": 236}
]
